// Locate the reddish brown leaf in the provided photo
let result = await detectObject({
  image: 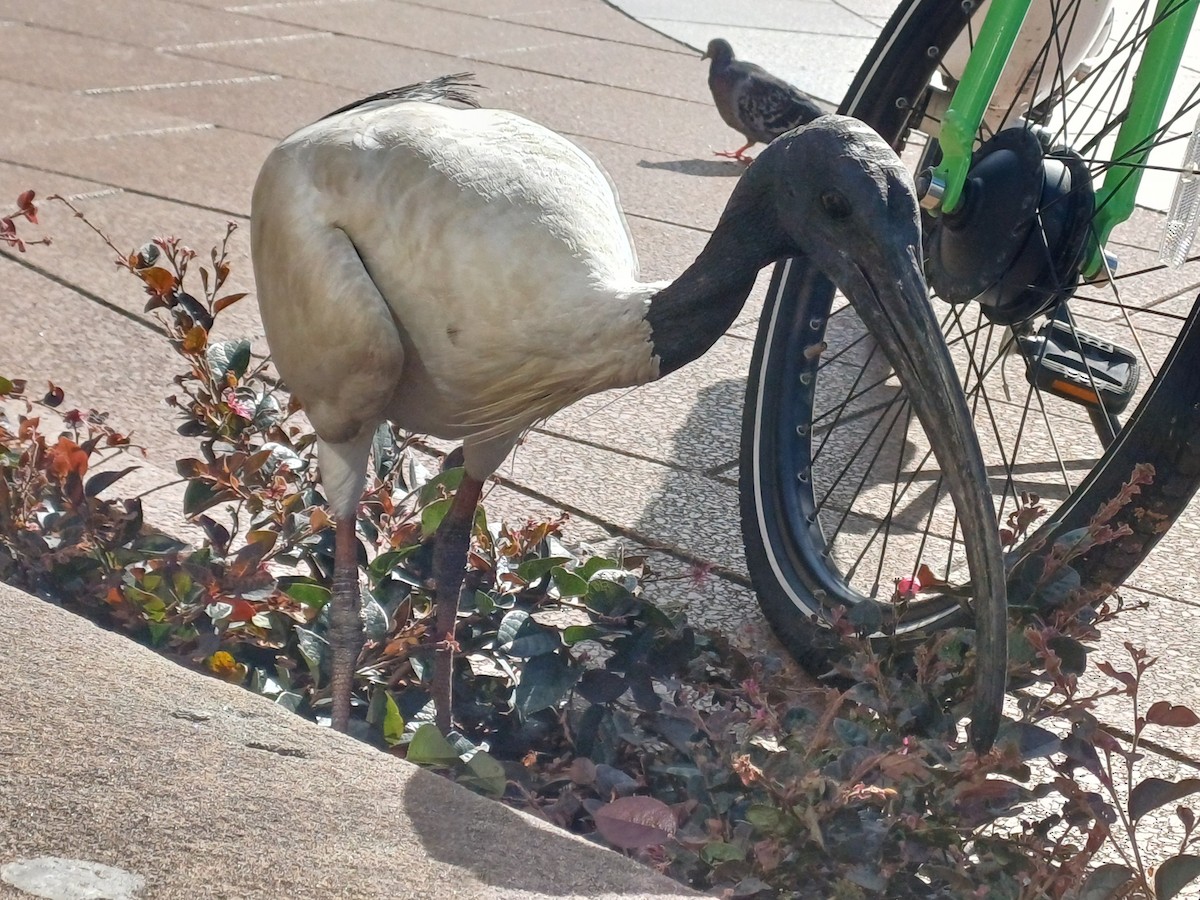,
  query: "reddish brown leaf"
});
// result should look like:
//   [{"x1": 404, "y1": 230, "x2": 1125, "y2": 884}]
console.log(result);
[
  {"x1": 1096, "y1": 660, "x2": 1137, "y2": 692},
  {"x1": 42, "y1": 381, "x2": 65, "y2": 407},
  {"x1": 224, "y1": 598, "x2": 258, "y2": 623},
  {"x1": 181, "y1": 324, "x2": 208, "y2": 354},
  {"x1": 567, "y1": 757, "x2": 597, "y2": 786},
  {"x1": 139, "y1": 265, "x2": 176, "y2": 297},
  {"x1": 229, "y1": 537, "x2": 274, "y2": 579},
  {"x1": 17, "y1": 189, "x2": 37, "y2": 224},
  {"x1": 1146, "y1": 701, "x2": 1200, "y2": 728},
  {"x1": 1130, "y1": 777, "x2": 1200, "y2": 823},
  {"x1": 45, "y1": 435, "x2": 89, "y2": 481},
  {"x1": 916, "y1": 563, "x2": 946, "y2": 587},
  {"x1": 592, "y1": 796, "x2": 676, "y2": 850},
  {"x1": 213, "y1": 292, "x2": 248, "y2": 315},
  {"x1": 1180, "y1": 806, "x2": 1196, "y2": 832}
]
